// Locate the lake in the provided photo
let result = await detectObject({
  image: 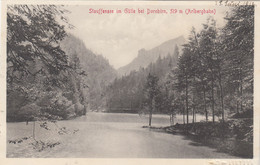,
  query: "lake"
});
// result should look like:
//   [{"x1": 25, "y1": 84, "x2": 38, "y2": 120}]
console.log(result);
[{"x1": 7, "y1": 112, "x2": 237, "y2": 158}]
